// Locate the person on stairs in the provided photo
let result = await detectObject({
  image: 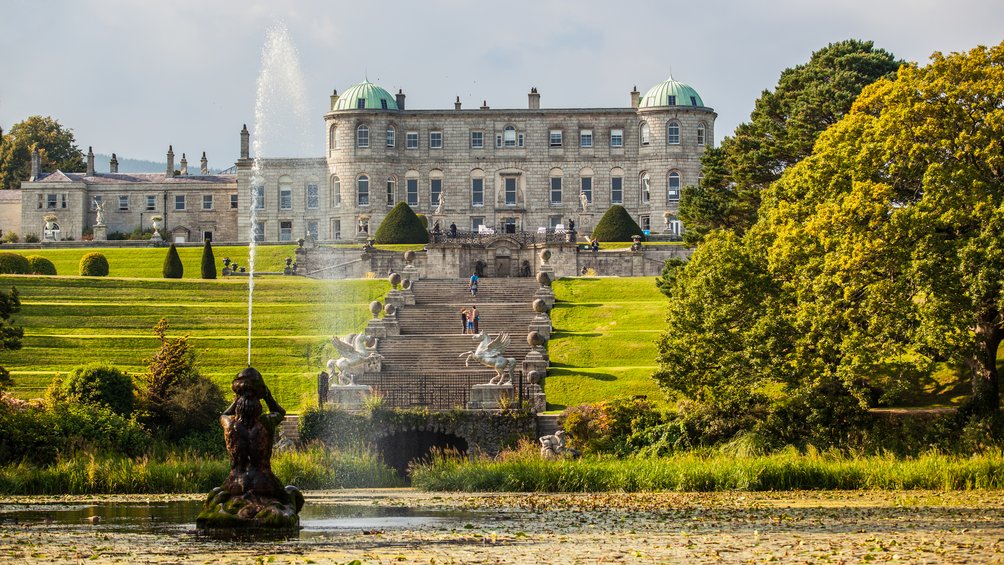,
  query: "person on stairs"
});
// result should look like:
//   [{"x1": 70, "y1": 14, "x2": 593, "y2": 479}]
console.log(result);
[
  {"x1": 460, "y1": 307, "x2": 469, "y2": 334},
  {"x1": 471, "y1": 305, "x2": 479, "y2": 334}
]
